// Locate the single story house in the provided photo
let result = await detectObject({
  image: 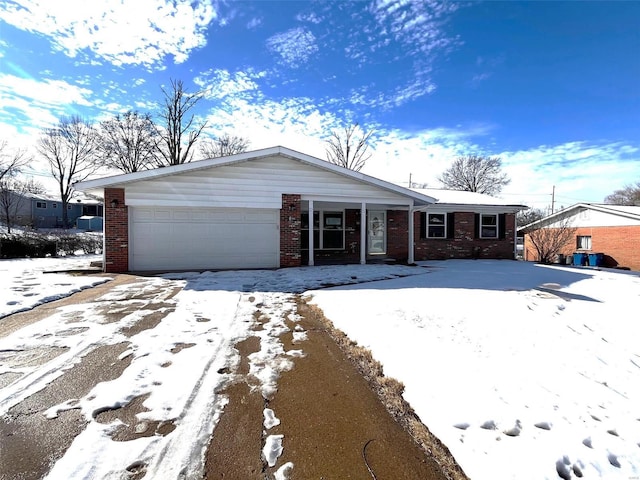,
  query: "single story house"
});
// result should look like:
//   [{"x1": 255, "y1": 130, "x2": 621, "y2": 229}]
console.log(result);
[
  {"x1": 8, "y1": 191, "x2": 103, "y2": 230},
  {"x1": 75, "y1": 146, "x2": 525, "y2": 273},
  {"x1": 520, "y1": 203, "x2": 640, "y2": 271}
]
